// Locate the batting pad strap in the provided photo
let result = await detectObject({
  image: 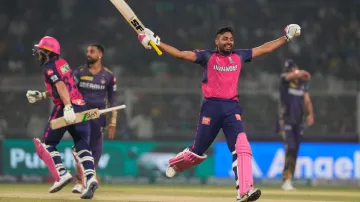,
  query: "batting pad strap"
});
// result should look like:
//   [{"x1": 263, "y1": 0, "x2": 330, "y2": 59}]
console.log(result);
[{"x1": 168, "y1": 148, "x2": 207, "y2": 172}]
